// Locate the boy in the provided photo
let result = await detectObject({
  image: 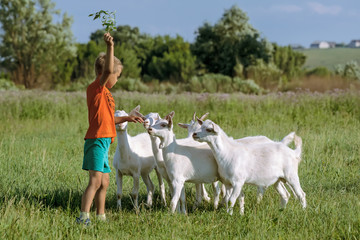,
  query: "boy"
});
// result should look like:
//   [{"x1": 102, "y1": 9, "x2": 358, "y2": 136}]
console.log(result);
[{"x1": 77, "y1": 32, "x2": 143, "y2": 225}]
